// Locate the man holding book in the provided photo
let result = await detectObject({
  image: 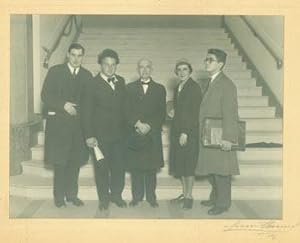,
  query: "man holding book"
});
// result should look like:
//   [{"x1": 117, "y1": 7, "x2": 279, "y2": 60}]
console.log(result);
[{"x1": 195, "y1": 48, "x2": 240, "y2": 215}]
